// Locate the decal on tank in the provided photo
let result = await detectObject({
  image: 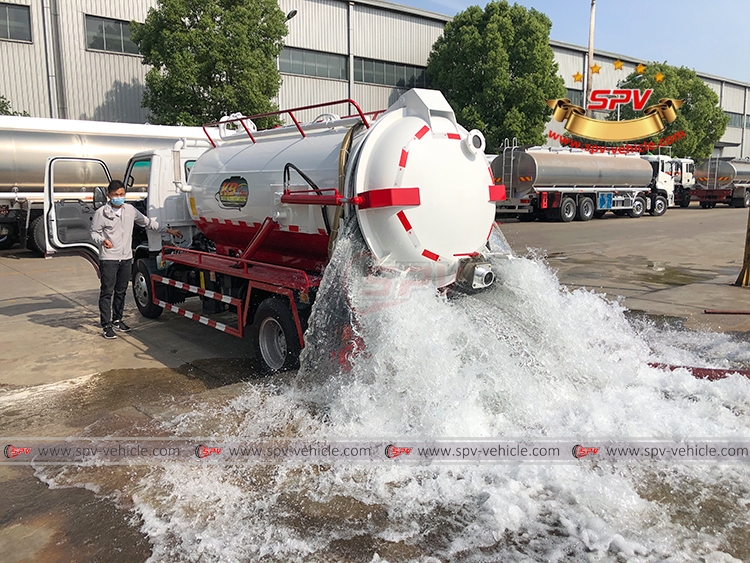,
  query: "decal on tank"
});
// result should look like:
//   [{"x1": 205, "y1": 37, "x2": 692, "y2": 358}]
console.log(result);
[{"x1": 216, "y1": 176, "x2": 249, "y2": 209}]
